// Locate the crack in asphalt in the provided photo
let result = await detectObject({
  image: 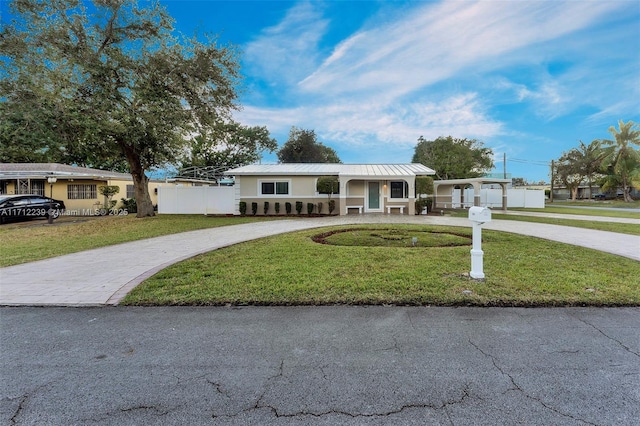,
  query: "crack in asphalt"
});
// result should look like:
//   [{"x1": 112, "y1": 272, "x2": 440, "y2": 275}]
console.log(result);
[
  {"x1": 119, "y1": 405, "x2": 170, "y2": 416},
  {"x1": 8, "y1": 395, "x2": 28, "y2": 426},
  {"x1": 206, "y1": 379, "x2": 229, "y2": 397},
  {"x1": 211, "y1": 357, "x2": 474, "y2": 420},
  {"x1": 6, "y1": 381, "x2": 56, "y2": 425},
  {"x1": 468, "y1": 339, "x2": 598, "y2": 425},
  {"x1": 574, "y1": 317, "x2": 640, "y2": 358},
  {"x1": 214, "y1": 388, "x2": 472, "y2": 420}
]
